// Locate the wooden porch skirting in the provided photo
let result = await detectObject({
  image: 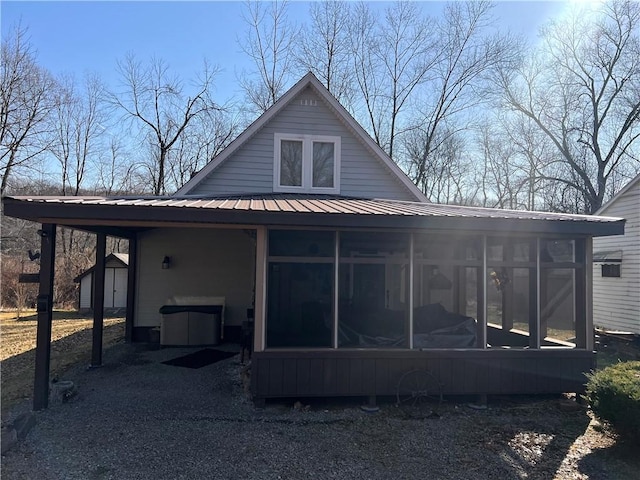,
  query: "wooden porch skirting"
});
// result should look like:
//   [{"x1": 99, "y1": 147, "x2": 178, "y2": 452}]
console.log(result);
[{"x1": 251, "y1": 349, "x2": 596, "y2": 399}]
